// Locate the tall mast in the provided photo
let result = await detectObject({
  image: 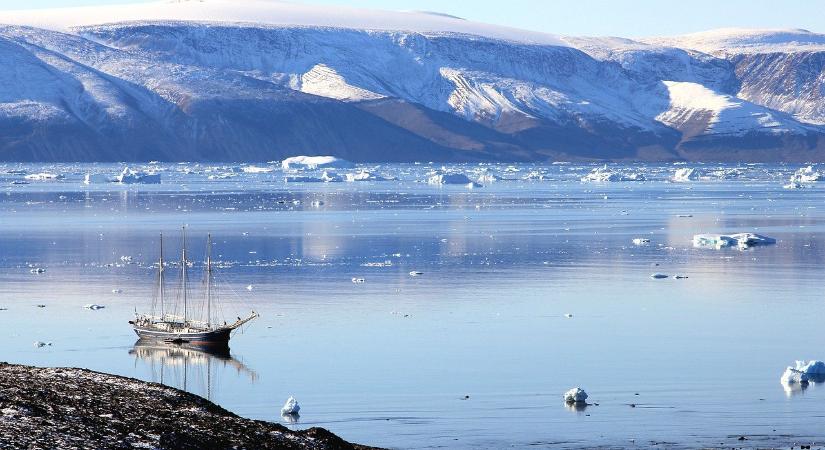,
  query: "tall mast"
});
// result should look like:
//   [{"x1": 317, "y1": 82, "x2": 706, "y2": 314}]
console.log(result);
[
  {"x1": 159, "y1": 233, "x2": 165, "y2": 318},
  {"x1": 206, "y1": 233, "x2": 212, "y2": 328},
  {"x1": 182, "y1": 226, "x2": 187, "y2": 324}
]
